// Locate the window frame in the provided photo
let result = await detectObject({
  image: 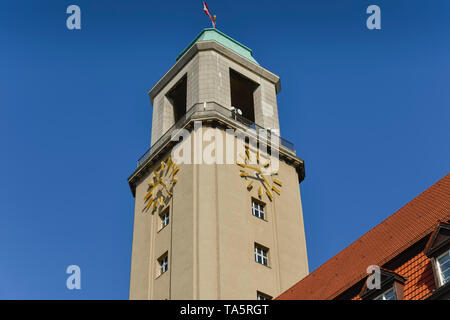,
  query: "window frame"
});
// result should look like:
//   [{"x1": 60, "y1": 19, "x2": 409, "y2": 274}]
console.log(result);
[
  {"x1": 251, "y1": 198, "x2": 266, "y2": 220},
  {"x1": 254, "y1": 243, "x2": 269, "y2": 267},
  {"x1": 157, "y1": 253, "x2": 169, "y2": 277},
  {"x1": 373, "y1": 287, "x2": 396, "y2": 300},
  {"x1": 159, "y1": 208, "x2": 170, "y2": 231},
  {"x1": 436, "y1": 249, "x2": 450, "y2": 287}
]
